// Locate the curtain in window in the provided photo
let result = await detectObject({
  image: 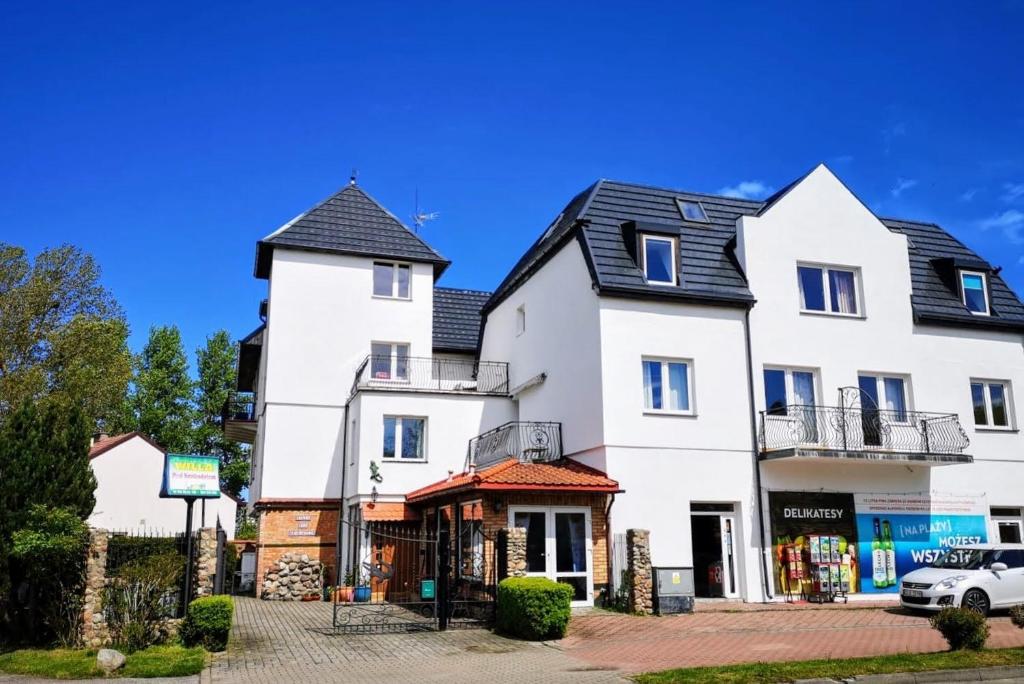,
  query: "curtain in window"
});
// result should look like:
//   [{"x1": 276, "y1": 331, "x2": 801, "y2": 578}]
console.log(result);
[
  {"x1": 643, "y1": 360, "x2": 662, "y2": 409},
  {"x1": 883, "y1": 377, "x2": 907, "y2": 421},
  {"x1": 829, "y1": 270, "x2": 857, "y2": 314},
  {"x1": 667, "y1": 362, "x2": 689, "y2": 411},
  {"x1": 792, "y1": 371, "x2": 818, "y2": 443}
]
